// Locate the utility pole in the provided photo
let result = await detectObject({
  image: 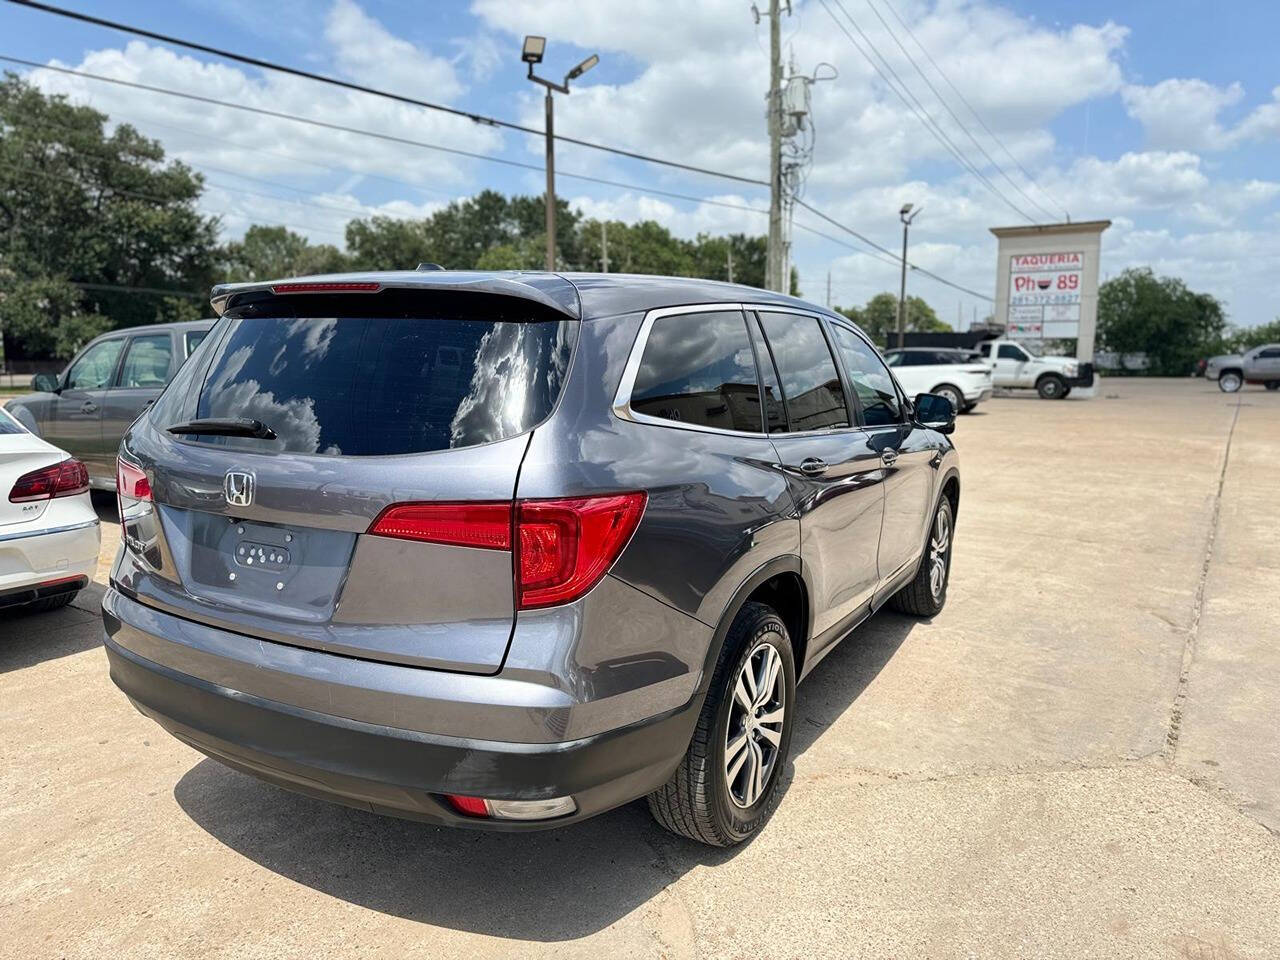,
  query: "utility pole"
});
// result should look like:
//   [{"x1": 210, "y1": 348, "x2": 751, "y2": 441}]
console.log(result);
[
  {"x1": 896, "y1": 202, "x2": 921, "y2": 349},
  {"x1": 726, "y1": 245, "x2": 734, "y2": 283},
  {"x1": 826, "y1": 270, "x2": 832, "y2": 308},
  {"x1": 601, "y1": 220, "x2": 609, "y2": 272},
  {"x1": 521, "y1": 37, "x2": 599, "y2": 272},
  {"x1": 765, "y1": 0, "x2": 784, "y2": 293}
]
